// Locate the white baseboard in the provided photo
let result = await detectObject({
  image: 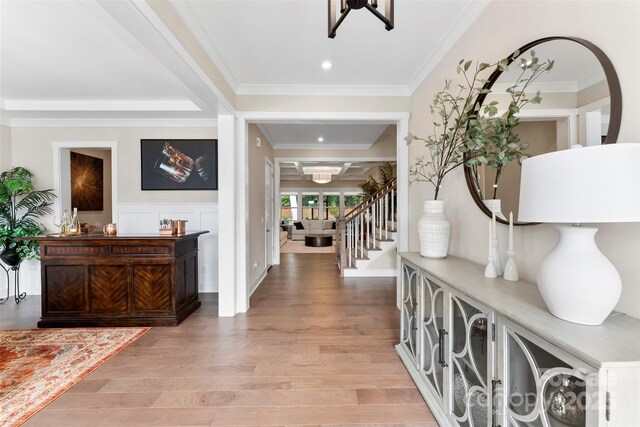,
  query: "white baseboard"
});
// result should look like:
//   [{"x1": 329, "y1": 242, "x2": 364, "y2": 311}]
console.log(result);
[
  {"x1": 343, "y1": 269, "x2": 397, "y2": 278},
  {"x1": 249, "y1": 268, "x2": 268, "y2": 297}
]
